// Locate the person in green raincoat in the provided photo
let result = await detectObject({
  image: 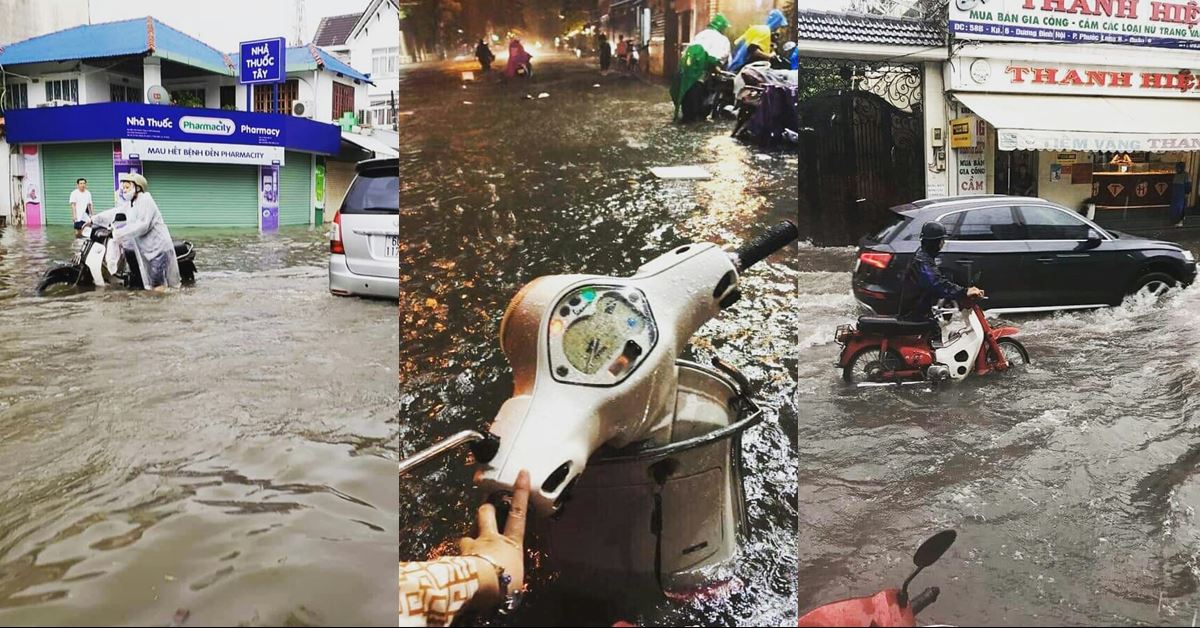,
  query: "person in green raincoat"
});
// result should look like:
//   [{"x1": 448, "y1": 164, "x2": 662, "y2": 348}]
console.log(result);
[{"x1": 670, "y1": 14, "x2": 731, "y2": 122}]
